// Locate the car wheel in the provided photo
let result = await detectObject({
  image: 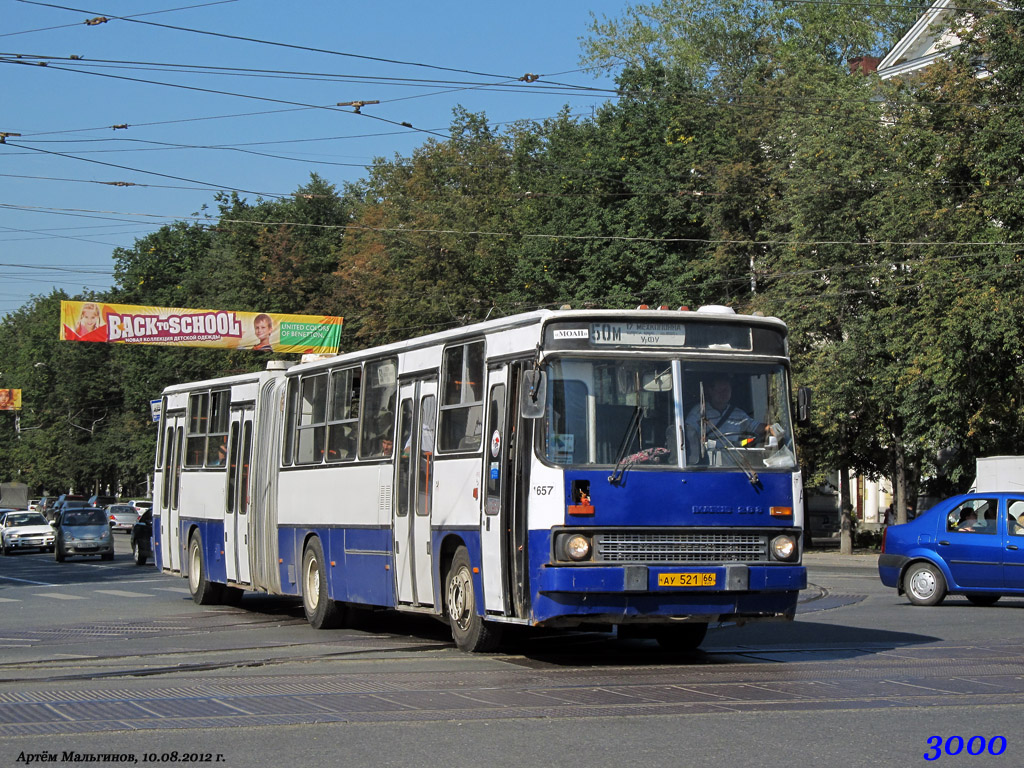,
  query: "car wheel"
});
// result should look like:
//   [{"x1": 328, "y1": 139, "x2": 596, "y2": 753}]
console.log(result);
[
  {"x1": 1, "y1": 542, "x2": 8, "y2": 556},
  {"x1": 54, "y1": 545, "x2": 66, "y2": 563},
  {"x1": 101, "y1": 551, "x2": 114, "y2": 561},
  {"x1": 904, "y1": 561, "x2": 946, "y2": 606},
  {"x1": 445, "y1": 546, "x2": 501, "y2": 652},
  {"x1": 301, "y1": 537, "x2": 344, "y2": 629},
  {"x1": 188, "y1": 531, "x2": 224, "y2": 605},
  {"x1": 132, "y1": 539, "x2": 147, "y2": 566},
  {"x1": 966, "y1": 593, "x2": 1000, "y2": 606}
]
